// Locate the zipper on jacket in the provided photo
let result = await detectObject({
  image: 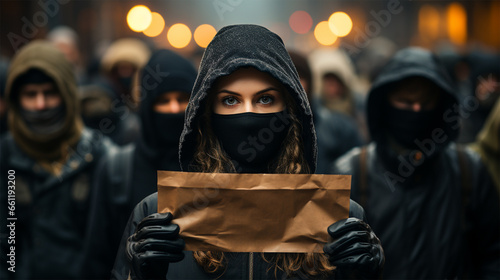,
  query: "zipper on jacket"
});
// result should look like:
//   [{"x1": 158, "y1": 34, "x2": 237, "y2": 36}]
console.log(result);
[{"x1": 248, "y1": 252, "x2": 254, "y2": 280}]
